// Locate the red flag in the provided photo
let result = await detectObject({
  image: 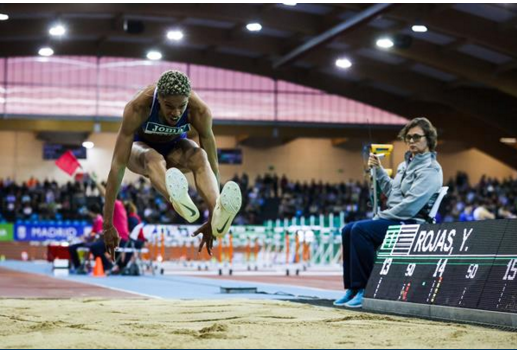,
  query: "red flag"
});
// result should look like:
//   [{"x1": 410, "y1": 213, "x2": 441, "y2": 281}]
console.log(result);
[{"x1": 55, "y1": 150, "x2": 81, "y2": 176}]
